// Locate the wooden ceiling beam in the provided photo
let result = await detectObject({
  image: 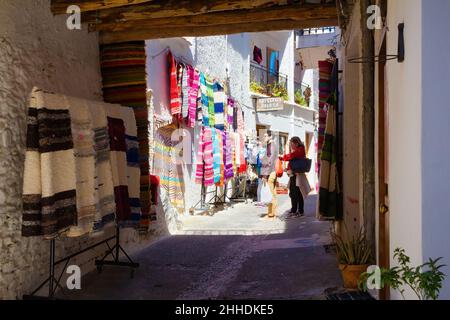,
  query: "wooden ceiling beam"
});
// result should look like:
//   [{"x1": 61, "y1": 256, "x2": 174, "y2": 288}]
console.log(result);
[
  {"x1": 51, "y1": 0, "x2": 154, "y2": 15},
  {"x1": 92, "y1": 3, "x2": 338, "y2": 32},
  {"x1": 100, "y1": 18, "x2": 338, "y2": 44},
  {"x1": 83, "y1": 0, "x2": 289, "y2": 24}
]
